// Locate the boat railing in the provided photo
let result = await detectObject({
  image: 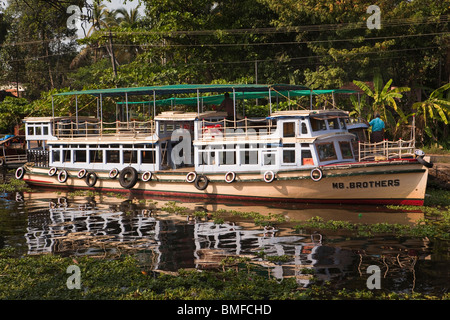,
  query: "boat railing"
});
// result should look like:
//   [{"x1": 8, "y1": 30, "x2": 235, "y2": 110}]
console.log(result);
[
  {"x1": 54, "y1": 120, "x2": 155, "y2": 139},
  {"x1": 27, "y1": 149, "x2": 49, "y2": 167},
  {"x1": 199, "y1": 118, "x2": 276, "y2": 140},
  {"x1": 358, "y1": 139, "x2": 415, "y2": 161}
]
